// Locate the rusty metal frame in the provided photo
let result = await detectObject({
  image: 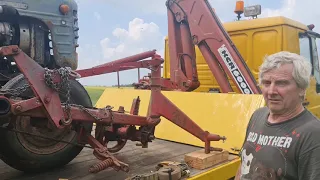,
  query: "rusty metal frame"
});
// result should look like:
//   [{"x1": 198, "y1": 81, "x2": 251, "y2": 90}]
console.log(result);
[{"x1": 0, "y1": 45, "x2": 226, "y2": 173}]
